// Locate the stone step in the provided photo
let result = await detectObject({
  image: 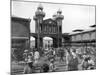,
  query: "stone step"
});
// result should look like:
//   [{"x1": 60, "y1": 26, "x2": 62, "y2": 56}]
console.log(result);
[
  {"x1": 11, "y1": 70, "x2": 24, "y2": 75},
  {"x1": 11, "y1": 70, "x2": 23, "y2": 73},
  {"x1": 55, "y1": 66, "x2": 67, "y2": 72},
  {"x1": 55, "y1": 62, "x2": 67, "y2": 66},
  {"x1": 54, "y1": 62, "x2": 68, "y2": 71},
  {"x1": 56, "y1": 64, "x2": 67, "y2": 67}
]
